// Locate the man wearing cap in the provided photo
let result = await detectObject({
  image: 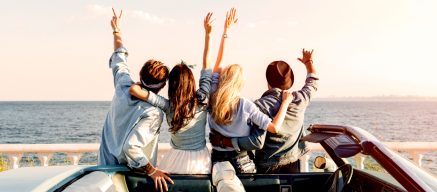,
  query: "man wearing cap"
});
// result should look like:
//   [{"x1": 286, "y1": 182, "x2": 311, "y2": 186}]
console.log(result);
[{"x1": 210, "y1": 49, "x2": 318, "y2": 173}]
